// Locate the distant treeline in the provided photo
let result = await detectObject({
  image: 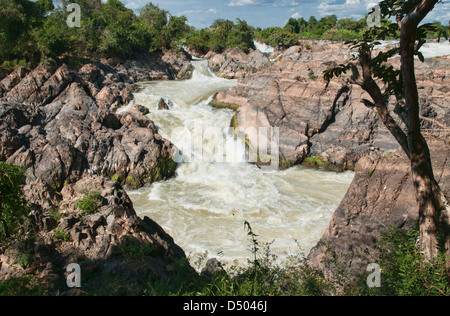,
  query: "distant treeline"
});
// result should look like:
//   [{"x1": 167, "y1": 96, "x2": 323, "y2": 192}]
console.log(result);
[
  {"x1": 184, "y1": 15, "x2": 448, "y2": 54},
  {"x1": 1, "y1": 0, "x2": 448, "y2": 69},
  {"x1": 255, "y1": 15, "x2": 449, "y2": 48}
]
